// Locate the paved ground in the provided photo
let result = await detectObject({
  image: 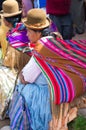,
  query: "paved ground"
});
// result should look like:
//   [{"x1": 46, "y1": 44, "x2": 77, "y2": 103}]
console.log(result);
[
  {"x1": 72, "y1": 31, "x2": 86, "y2": 40},
  {"x1": 78, "y1": 108, "x2": 86, "y2": 118}
]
